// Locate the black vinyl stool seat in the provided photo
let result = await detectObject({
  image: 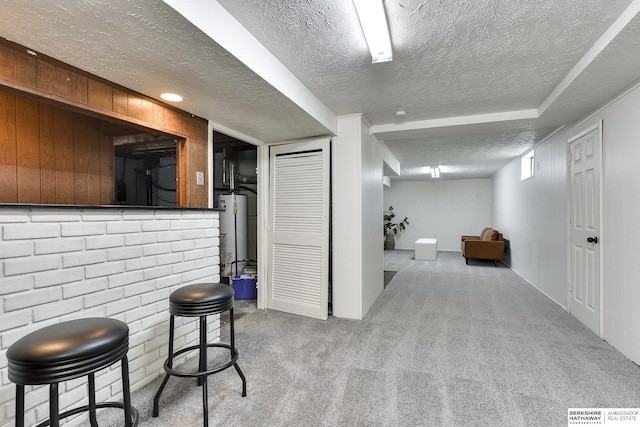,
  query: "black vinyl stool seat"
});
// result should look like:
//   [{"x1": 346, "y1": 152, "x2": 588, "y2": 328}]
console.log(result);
[
  {"x1": 7, "y1": 318, "x2": 139, "y2": 427},
  {"x1": 153, "y1": 282, "x2": 246, "y2": 426}
]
